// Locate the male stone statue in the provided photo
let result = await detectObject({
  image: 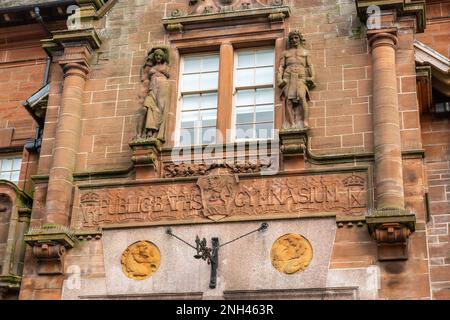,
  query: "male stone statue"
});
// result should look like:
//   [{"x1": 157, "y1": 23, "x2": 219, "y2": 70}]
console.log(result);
[{"x1": 278, "y1": 30, "x2": 315, "y2": 129}]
